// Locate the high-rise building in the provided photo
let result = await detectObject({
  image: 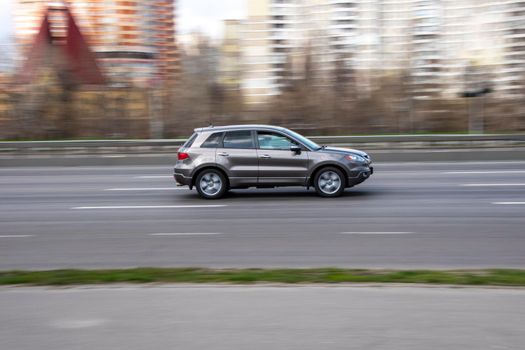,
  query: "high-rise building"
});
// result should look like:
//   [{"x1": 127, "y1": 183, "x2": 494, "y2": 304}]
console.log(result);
[
  {"x1": 396, "y1": 0, "x2": 525, "y2": 98},
  {"x1": 242, "y1": 0, "x2": 277, "y2": 104},
  {"x1": 495, "y1": 0, "x2": 525, "y2": 96},
  {"x1": 241, "y1": 0, "x2": 525, "y2": 103},
  {"x1": 242, "y1": 0, "x2": 386, "y2": 104},
  {"x1": 178, "y1": 31, "x2": 220, "y2": 85},
  {"x1": 218, "y1": 20, "x2": 243, "y2": 90},
  {"x1": 13, "y1": 0, "x2": 179, "y2": 87},
  {"x1": 0, "y1": 34, "x2": 16, "y2": 75}
]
